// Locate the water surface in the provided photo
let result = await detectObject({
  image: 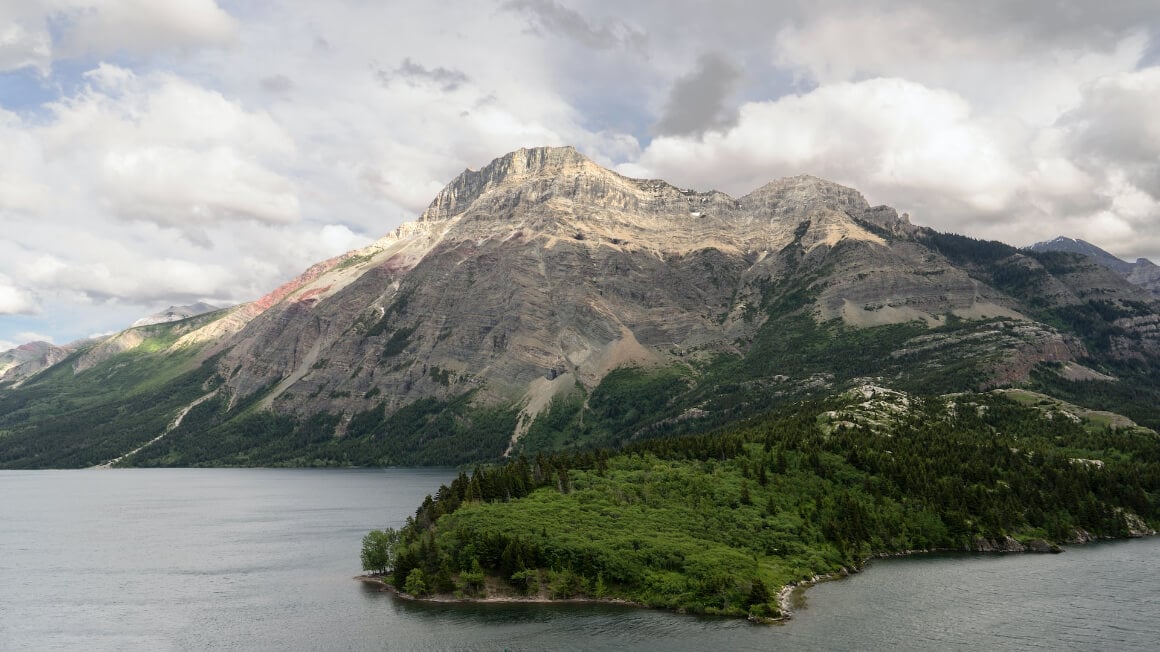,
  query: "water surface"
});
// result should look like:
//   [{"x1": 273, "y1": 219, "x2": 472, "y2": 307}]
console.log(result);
[{"x1": 2, "y1": 469, "x2": 1157, "y2": 650}]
